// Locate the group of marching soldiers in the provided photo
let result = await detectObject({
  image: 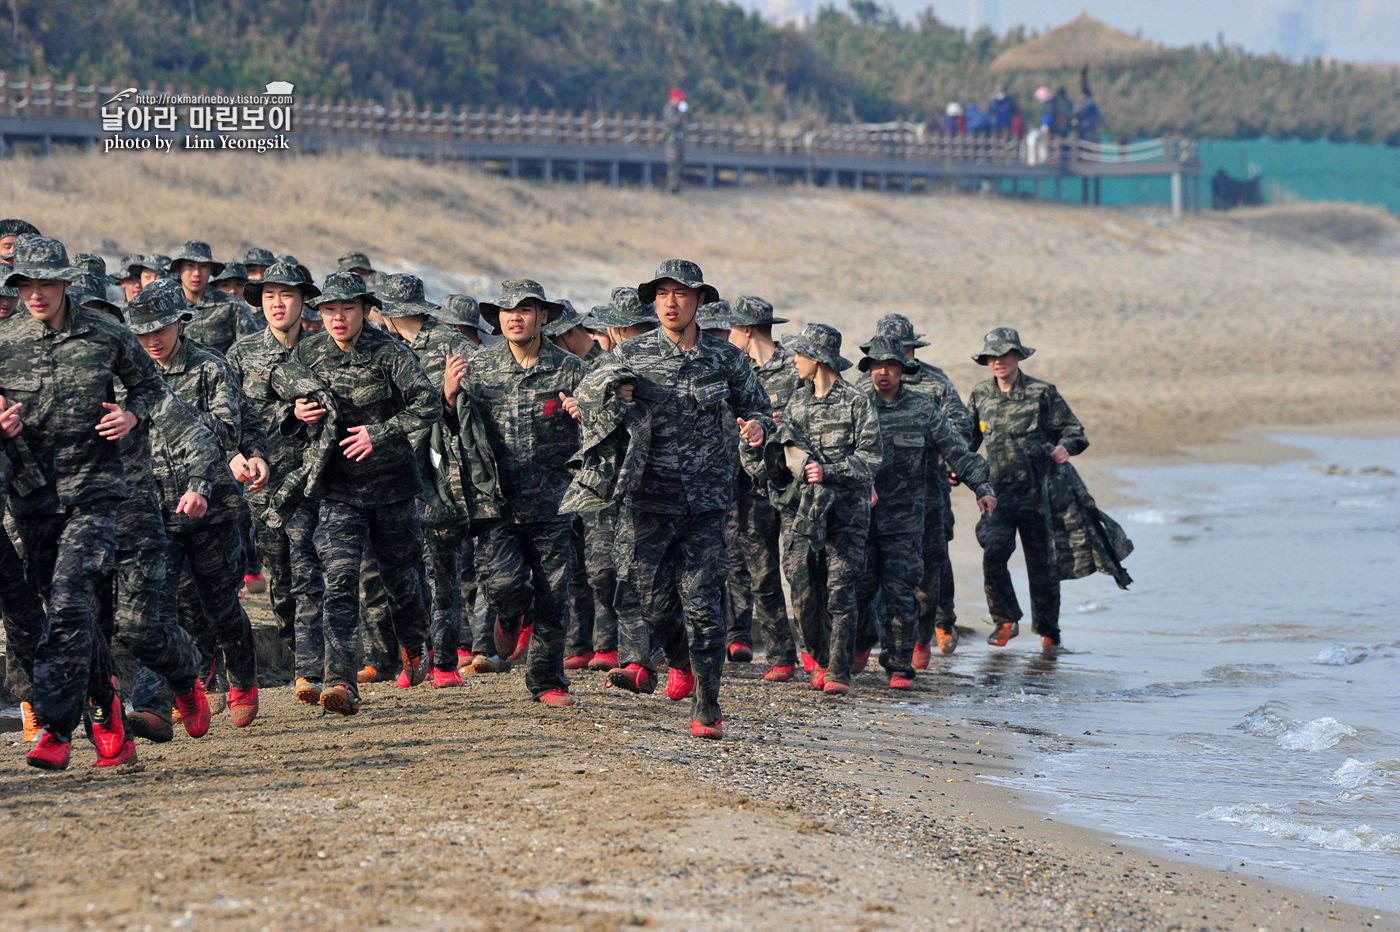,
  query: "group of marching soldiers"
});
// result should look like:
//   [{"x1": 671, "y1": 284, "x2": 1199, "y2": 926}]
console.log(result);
[{"x1": 0, "y1": 215, "x2": 1089, "y2": 770}]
